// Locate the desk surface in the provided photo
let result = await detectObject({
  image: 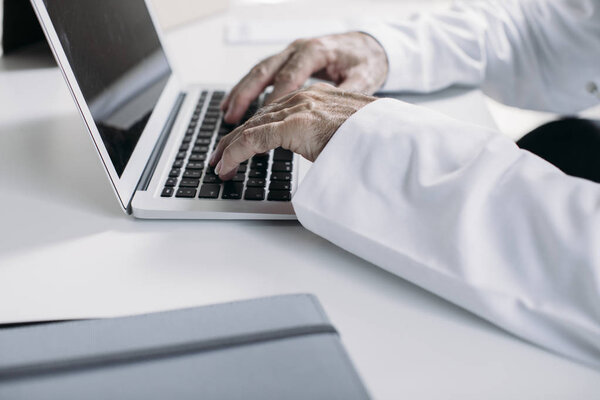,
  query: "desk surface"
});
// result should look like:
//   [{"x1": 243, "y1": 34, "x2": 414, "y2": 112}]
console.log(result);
[{"x1": 1, "y1": 2, "x2": 600, "y2": 399}]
